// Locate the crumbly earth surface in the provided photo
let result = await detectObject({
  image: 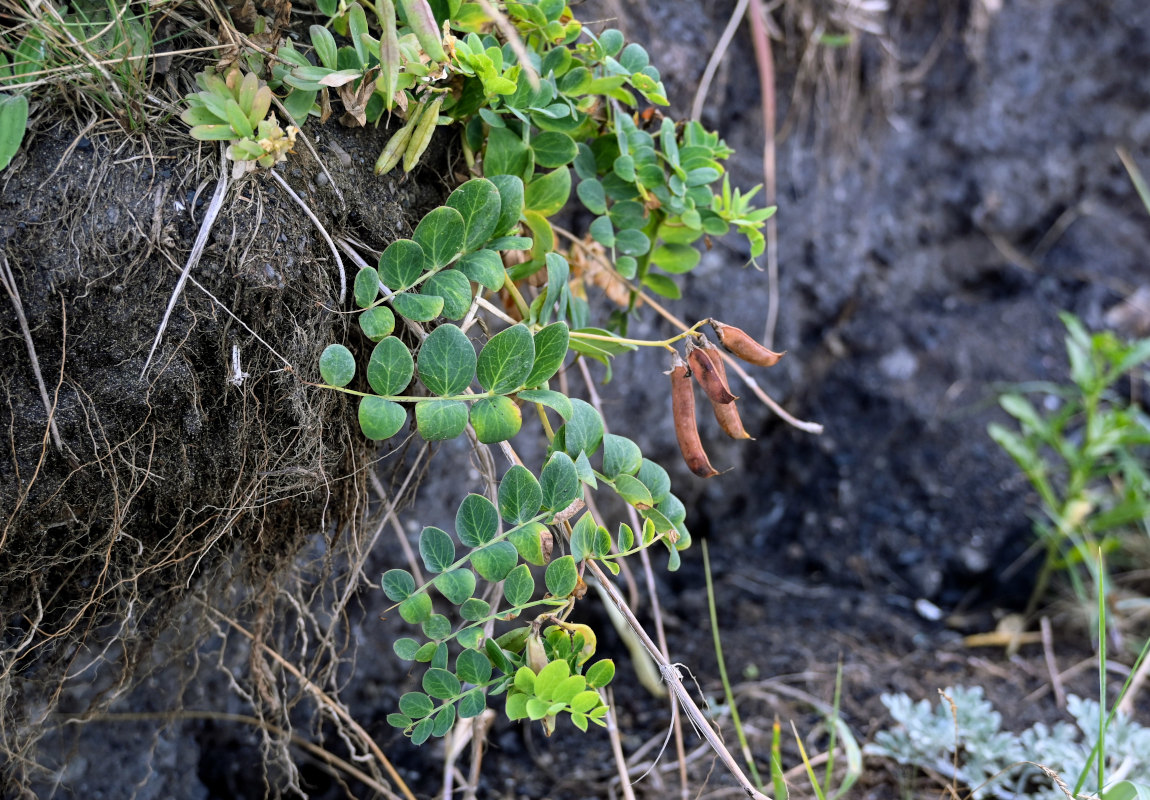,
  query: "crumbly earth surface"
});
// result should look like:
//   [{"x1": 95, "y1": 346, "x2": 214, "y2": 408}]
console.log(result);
[{"x1": 2, "y1": 0, "x2": 1149, "y2": 798}]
